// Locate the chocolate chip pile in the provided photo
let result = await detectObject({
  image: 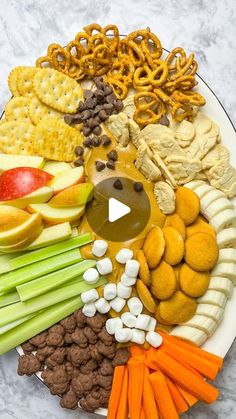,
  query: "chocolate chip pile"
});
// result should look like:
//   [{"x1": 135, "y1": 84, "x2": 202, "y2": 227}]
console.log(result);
[{"x1": 18, "y1": 310, "x2": 130, "y2": 413}]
